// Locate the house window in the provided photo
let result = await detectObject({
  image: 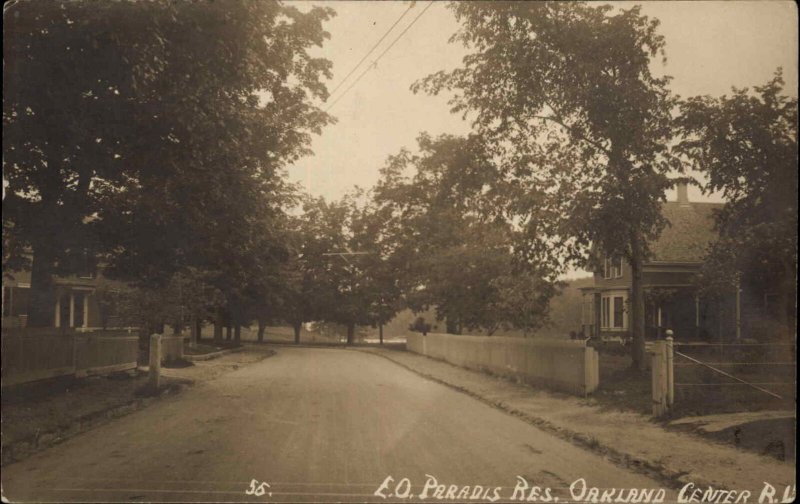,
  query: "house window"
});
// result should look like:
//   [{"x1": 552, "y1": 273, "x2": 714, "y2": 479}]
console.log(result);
[
  {"x1": 2, "y1": 286, "x2": 30, "y2": 317},
  {"x1": 613, "y1": 296, "x2": 624, "y2": 328},
  {"x1": 601, "y1": 291, "x2": 627, "y2": 330},
  {"x1": 603, "y1": 255, "x2": 623, "y2": 279},
  {"x1": 612, "y1": 257, "x2": 623, "y2": 278},
  {"x1": 78, "y1": 250, "x2": 96, "y2": 279}
]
